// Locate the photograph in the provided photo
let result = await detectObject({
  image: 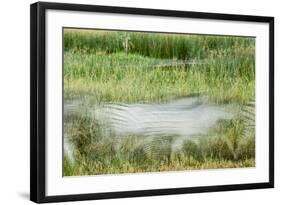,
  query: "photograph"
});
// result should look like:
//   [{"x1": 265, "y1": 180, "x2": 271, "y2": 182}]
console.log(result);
[
  {"x1": 30, "y1": 2, "x2": 274, "y2": 202},
  {"x1": 63, "y1": 28, "x2": 256, "y2": 176}
]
